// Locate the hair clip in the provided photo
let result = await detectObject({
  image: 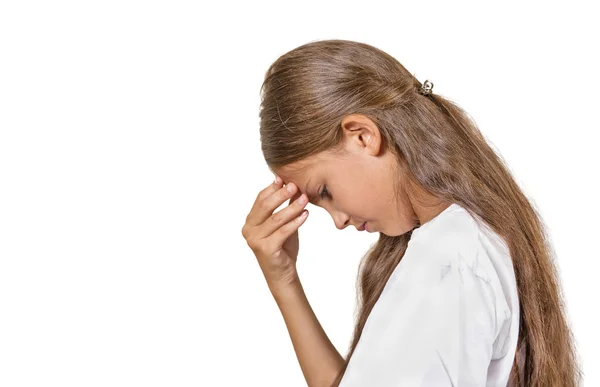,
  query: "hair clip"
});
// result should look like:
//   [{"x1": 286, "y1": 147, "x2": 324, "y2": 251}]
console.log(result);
[{"x1": 418, "y1": 79, "x2": 434, "y2": 96}]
